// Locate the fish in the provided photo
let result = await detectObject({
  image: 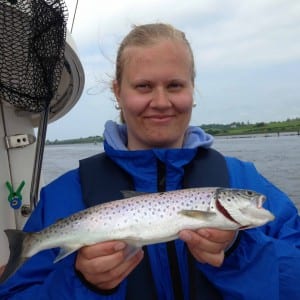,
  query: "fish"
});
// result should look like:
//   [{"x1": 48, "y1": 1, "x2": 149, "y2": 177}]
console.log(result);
[{"x1": 0, "y1": 187, "x2": 274, "y2": 283}]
